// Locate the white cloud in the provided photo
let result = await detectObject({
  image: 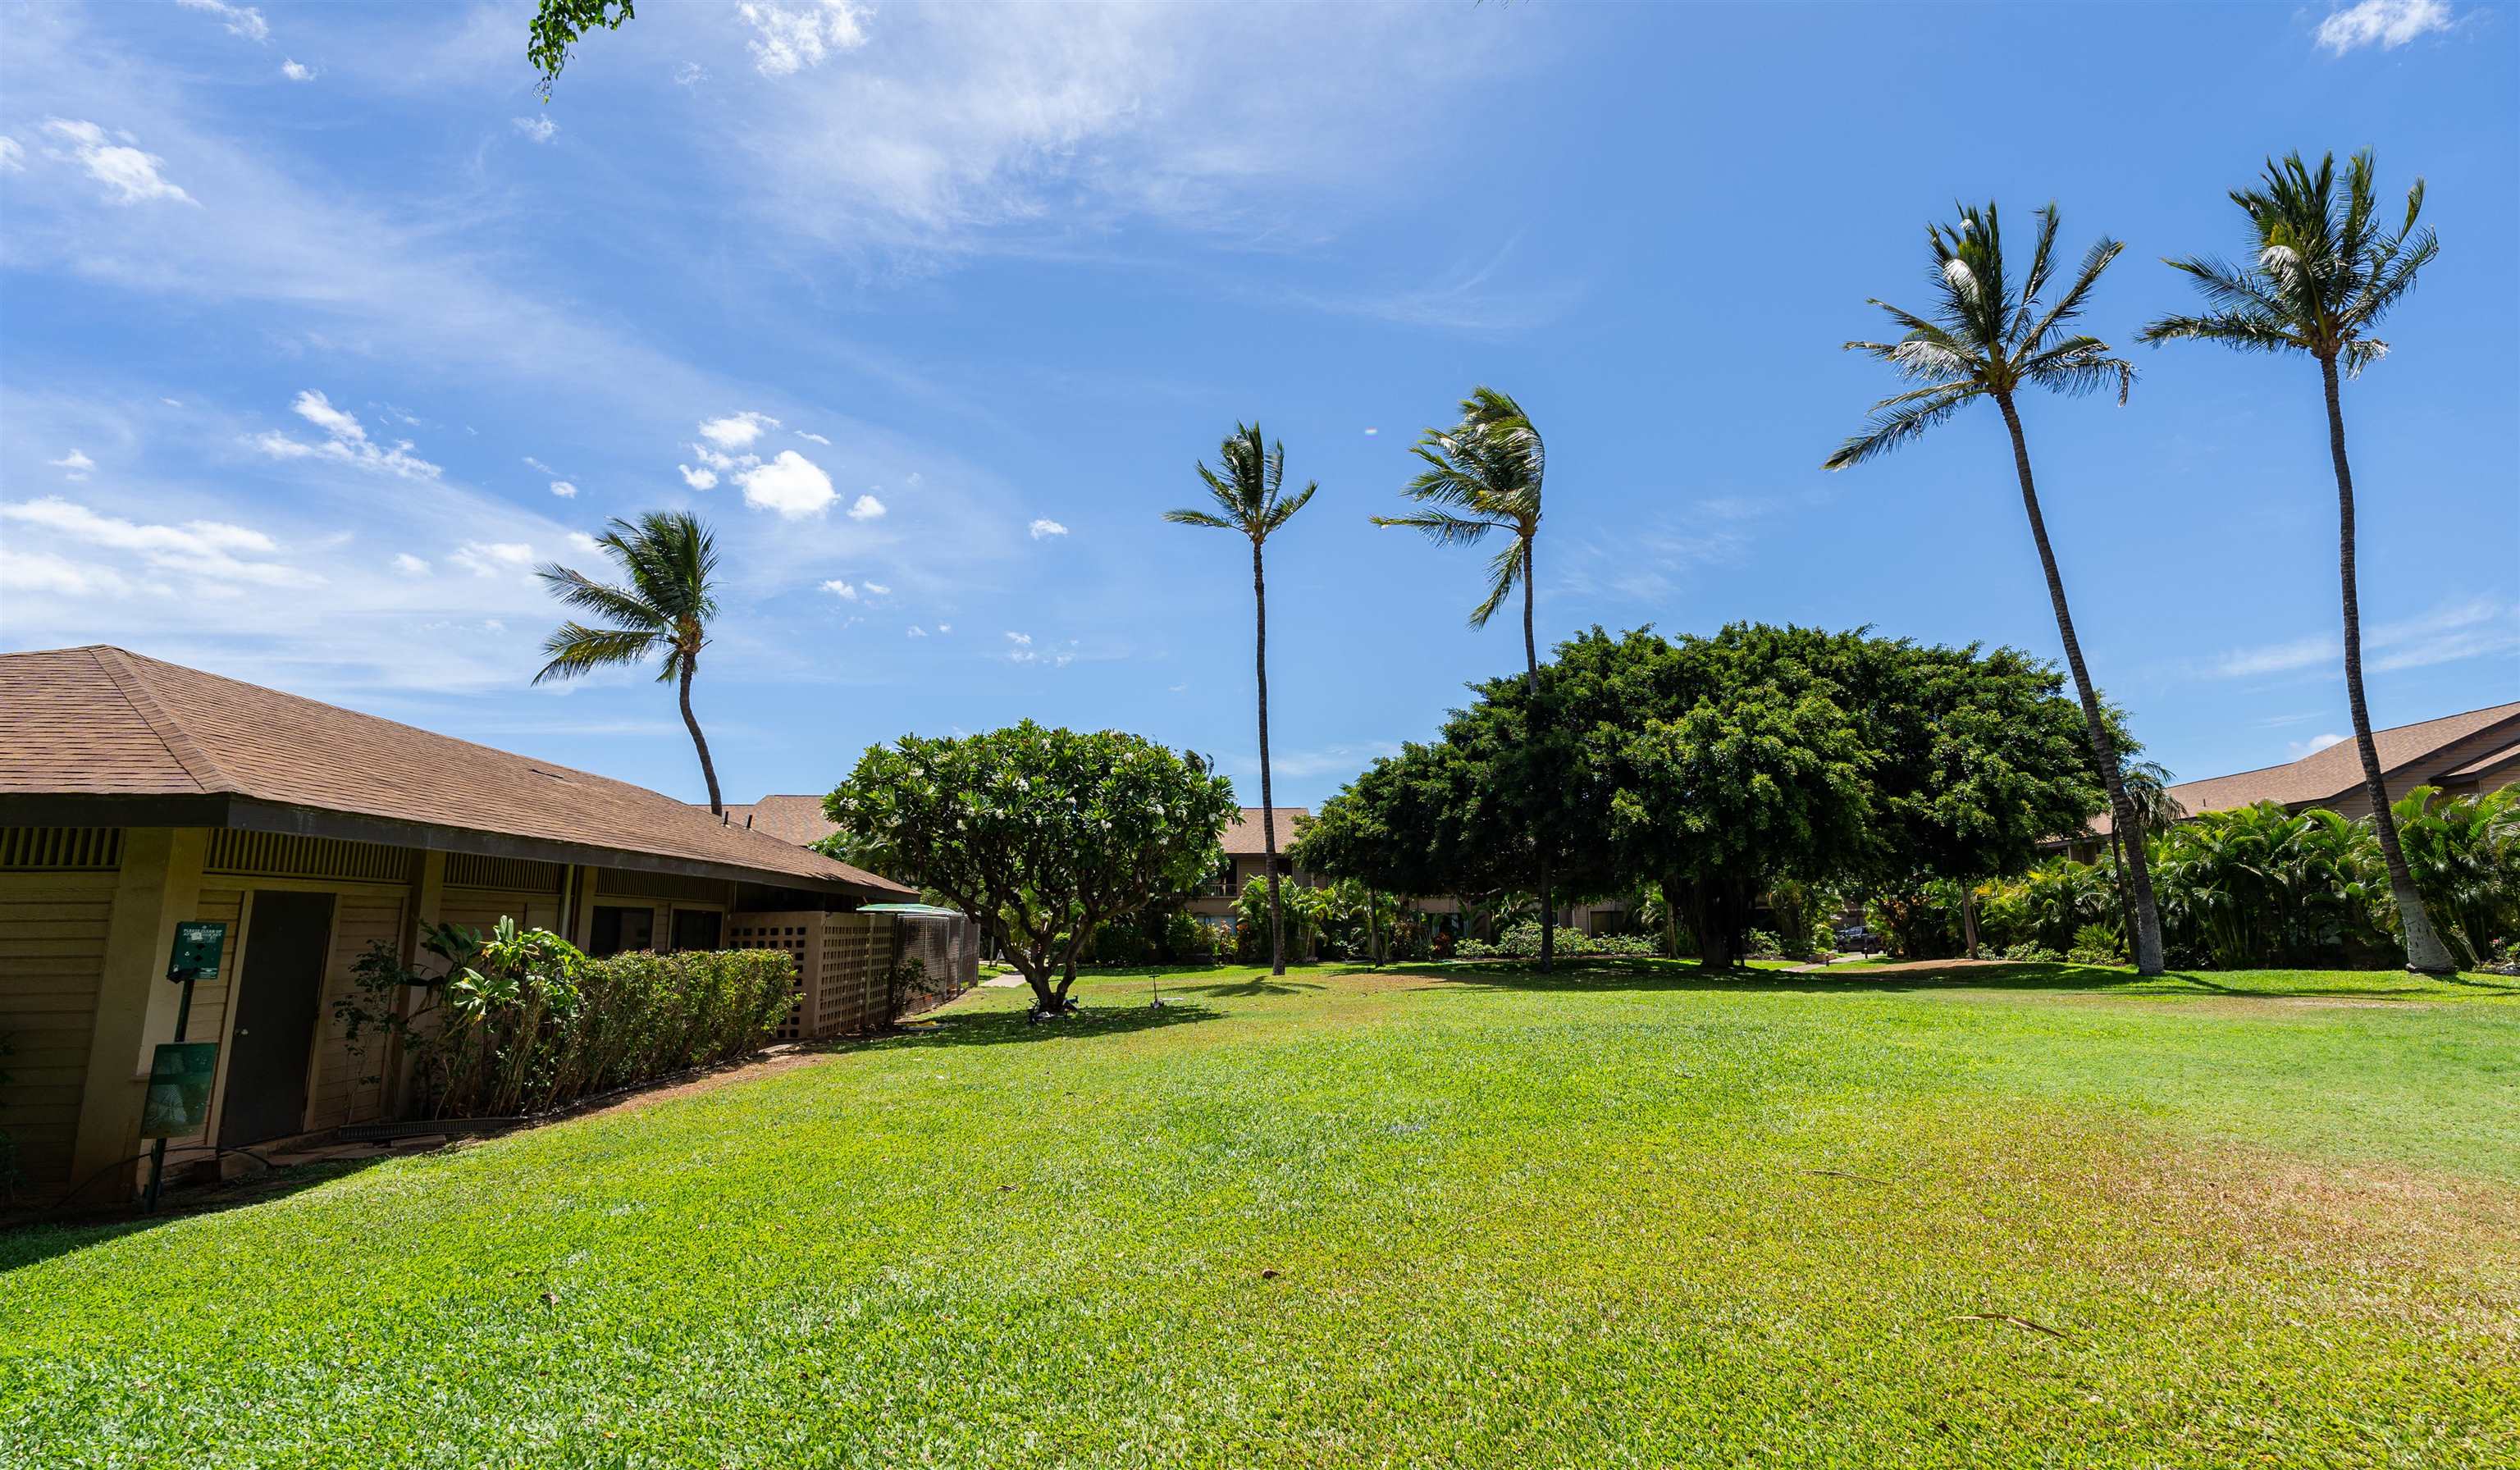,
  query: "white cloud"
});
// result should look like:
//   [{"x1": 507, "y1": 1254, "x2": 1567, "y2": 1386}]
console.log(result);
[
  {"x1": 848, "y1": 493, "x2": 886, "y2": 520},
  {"x1": 2, "y1": 547, "x2": 140, "y2": 598},
  {"x1": 1005, "y1": 629, "x2": 1075, "y2": 668},
  {"x1": 2316, "y1": 0, "x2": 2454, "y2": 52},
  {"x1": 549, "y1": 480, "x2": 578, "y2": 498},
  {"x1": 250, "y1": 389, "x2": 442, "y2": 479},
  {"x1": 795, "y1": 430, "x2": 830, "y2": 445},
  {"x1": 0, "y1": 137, "x2": 24, "y2": 173},
  {"x1": 741, "y1": 0, "x2": 870, "y2": 76},
  {"x1": 280, "y1": 59, "x2": 316, "y2": 82},
  {"x1": 523, "y1": 455, "x2": 557, "y2": 474},
  {"x1": 513, "y1": 116, "x2": 559, "y2": 144},
  {"x1": 0, "y1": 495, "x2": 314, "y2": 588},
  {"x1": 2288, "y1": 733, "x2": 2349, "y2": 759},
  {"x1": 697, "y1": 410, "x2": 779, "y2": 450},
  {"x1": 450, "y1": 540, "x2": 537, "y2": 578},
  {"x1": 2203, "y1": 596, "x2": 2517, "y2": 679},
  {"x1": 821, "y1": 578, "x2": 857, "y2": 600},
  {"x1": 565, "y1": 531, "x2": 605, "y2": 555},
  {"x1": 48, "y1": 450, "x2": 96, "y2": 480},
  {"x1": 1028, "y1": 517, "x2": 1068, "y2": 540},
  {"x1": 863, "y1": 582, "x2": 889, "y2": 596},
  {"x1": 391, "y1": 552, "x2": 430, "y2": 575},
  {"x1": 906, "y1": 624, "x2": 927, "y2": 637},
  {"x1": 175, "y1": 0, "x2": 269, "y2": 43},
  {"x1": 674, "y1": 62, "x2": 710, "y2": 88},
  {"x1": 677, "y1": 464, "x2": 719, "y2": 490},
  {"x1": 1005, "y1": 631, "x2": 1031, "y2": 646},
  {"x1": 936, "y1": 623, "x2": 952, "y2": 634},
  {"x1": 735, "y1": 449, "x2": 835, "y2": 518},
  {"x1": 43, "y1": 118, "x2": 194, "y2": 205}
]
